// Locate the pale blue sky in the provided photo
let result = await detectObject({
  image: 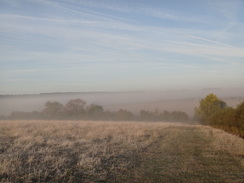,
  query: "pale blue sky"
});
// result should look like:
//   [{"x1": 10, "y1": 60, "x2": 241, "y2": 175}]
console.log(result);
[{"x1": 0, "y1": 0, "x2": 244, "y2": 94}]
